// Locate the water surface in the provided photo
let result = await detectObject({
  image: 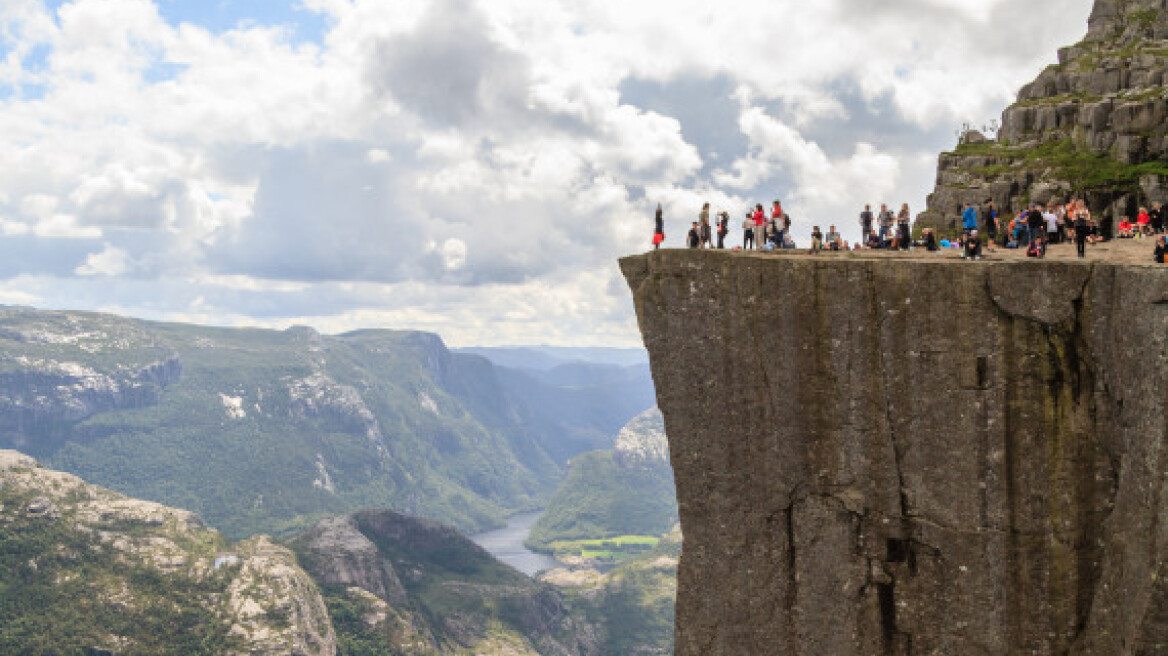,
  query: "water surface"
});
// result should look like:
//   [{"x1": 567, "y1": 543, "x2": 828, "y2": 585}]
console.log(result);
[{"x1": 472, "y1": 511, "x2": 562, "y2": 576}]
